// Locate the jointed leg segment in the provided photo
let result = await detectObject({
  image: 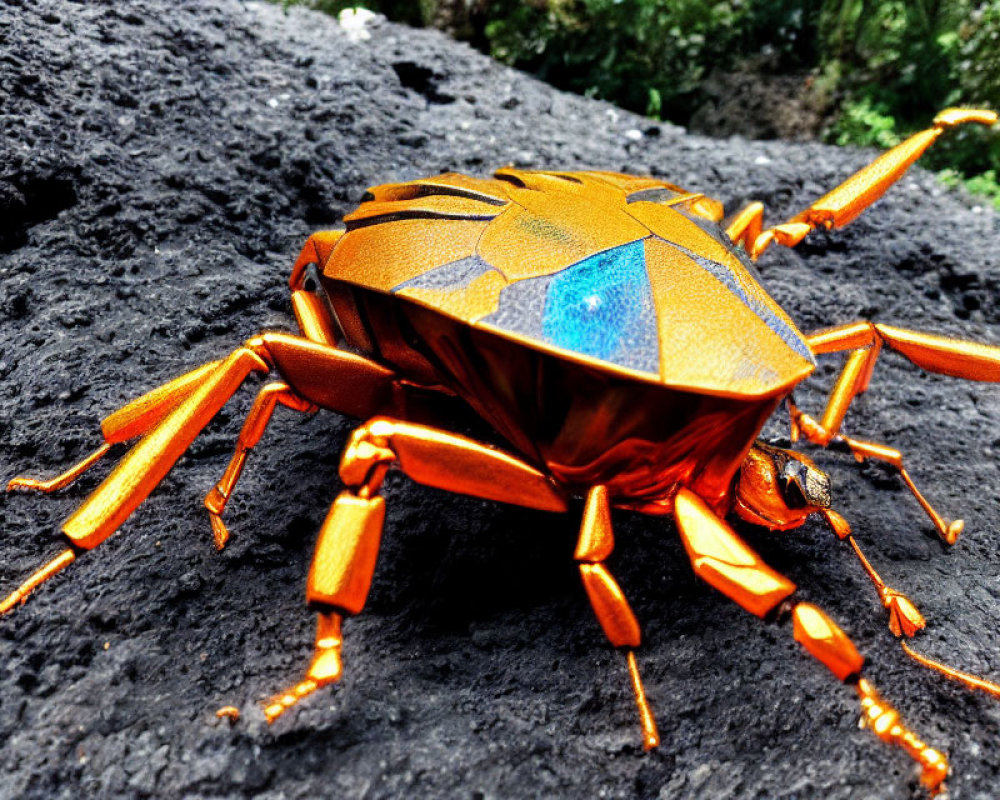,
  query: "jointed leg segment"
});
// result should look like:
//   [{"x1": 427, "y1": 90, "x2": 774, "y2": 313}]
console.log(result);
[
  {"x1": 820, "y1": 510, "x2": 1000, "y2": 700},
  {"x1": 7, "y1": 359, "x2": 223, "y2": 495},
  {"x1": 3, "y1": 333, "x2": 397, "y2": 615},
  {"x1": 842, "y1": 526, "x2": 926, "y2": 639},
  {"x1": 575, "y1": 485, "x2": 658, "y2": 749},
  {"x1": 726, "y1": 108, "x2": 997, "y2": 259},
  {"x1": 204, "y1": 381, "x2": 317, "y2": 550},
  {"x1": 673, "y1": 488, "x2": 949, "y2": 793},
  {"x1": 263, "y1": 416, "x2": 568, "y2": 722},
  {"x1": 792, "y1": 320, "x2": 1000, "y2": 543}
]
